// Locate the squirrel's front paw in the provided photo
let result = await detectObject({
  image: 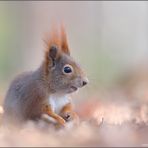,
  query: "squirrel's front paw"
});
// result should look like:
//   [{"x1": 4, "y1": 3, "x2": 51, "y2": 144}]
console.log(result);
[
  {"x1": 61, "y1": 112, "x2": 72, "y2": 122},
  {"x1": 61, "y1": 111, "x2": 79, "y2": 123}
]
